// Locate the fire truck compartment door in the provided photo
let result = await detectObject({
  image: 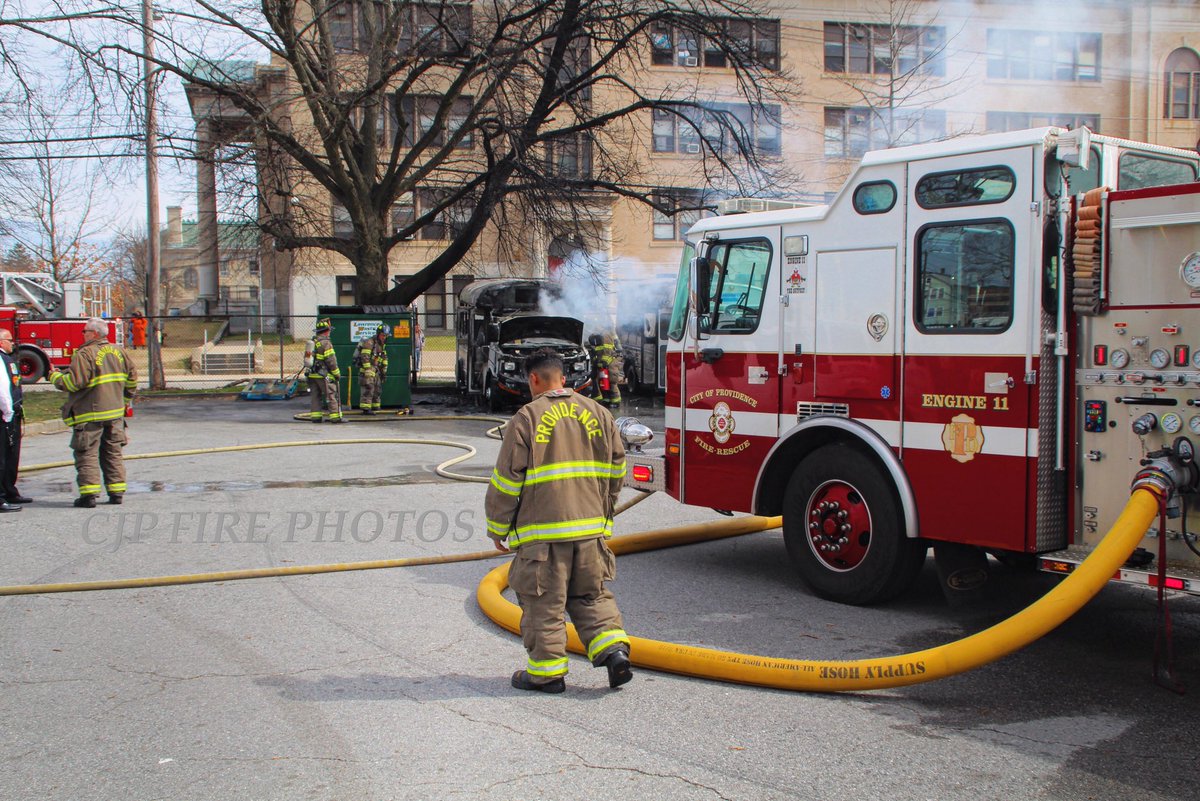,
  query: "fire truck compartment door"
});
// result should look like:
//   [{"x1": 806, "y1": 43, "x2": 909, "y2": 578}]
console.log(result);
[
  {"x1": 680, "y1": 229, "x2": 781, "y2": 510},
  {"x1": 900, "y1": 145, "x2": 1039, "y2": 551},
  {"x1": 813, "y1": 248, "x2": 899, "y2": 399}
]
